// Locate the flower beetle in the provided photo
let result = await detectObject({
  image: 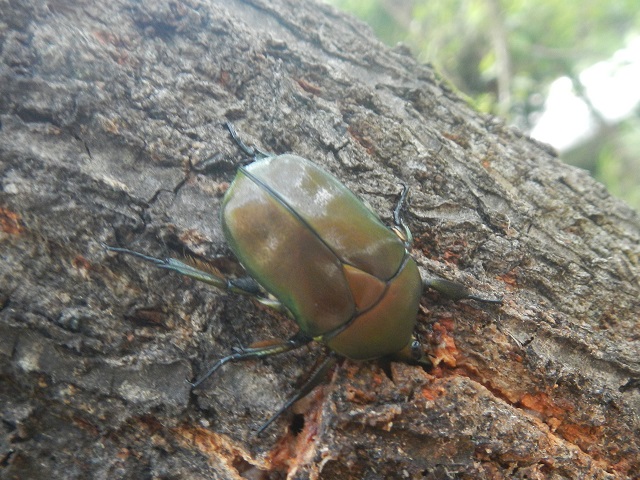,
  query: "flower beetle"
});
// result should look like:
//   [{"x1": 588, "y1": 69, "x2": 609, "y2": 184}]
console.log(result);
[{"x1": 105, "y1": 123, "x2": 501, "y2": 433}]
